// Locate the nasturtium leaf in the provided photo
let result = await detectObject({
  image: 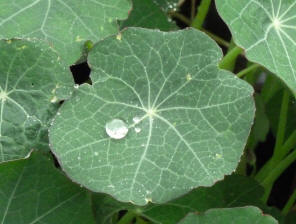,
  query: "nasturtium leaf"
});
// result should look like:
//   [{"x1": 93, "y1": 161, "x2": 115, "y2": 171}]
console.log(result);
[
  {"x1": 0, "y1": 39, "x2": 73, "y2": 163},
  {"x1": 0, "y1": 0, "x2": 131, "y2": 65},
  {"x1": 215, "y1": 0, "x2": 296, "y2": 94},
  {"x1": 0, "y1": 152, "x2": 95, "y2": 224},
  {"x1": 121, "y1": 0, "x2": 177, "y2": 31},
  {"x1": 49, "y1": 27, "x2": 255, "y2": 205},
  {"x1": 179, "y1": 207, "x2": 278, "y2": 224},
  {"x1": 93, "y1": 175, "x2": 267, "y2": 224}
]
